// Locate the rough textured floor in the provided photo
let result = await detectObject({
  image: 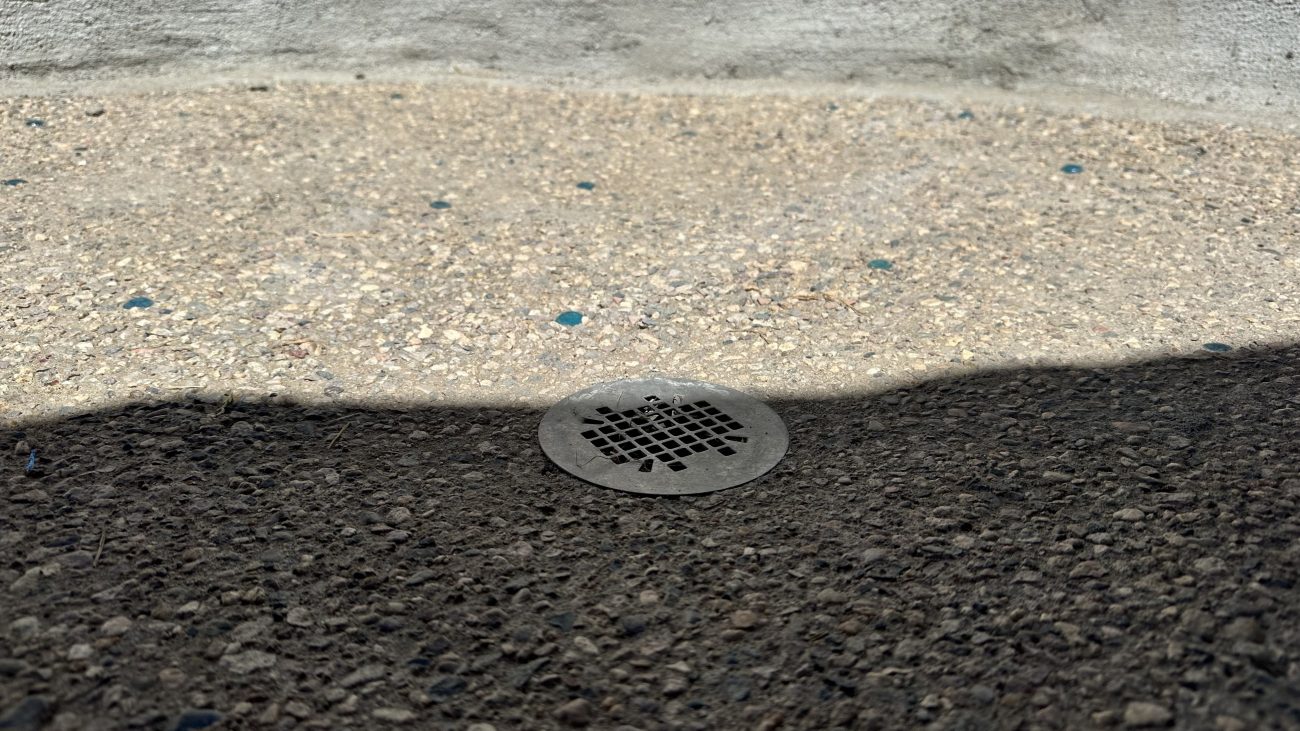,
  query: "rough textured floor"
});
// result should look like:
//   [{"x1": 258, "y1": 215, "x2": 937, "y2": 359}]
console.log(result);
[
  {"x1": 1, "y1": 82, "x2": 1299, "y2": 730},
  {"x1": 2, "y1": 82, "x2": 1299, "y2": 419}
]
